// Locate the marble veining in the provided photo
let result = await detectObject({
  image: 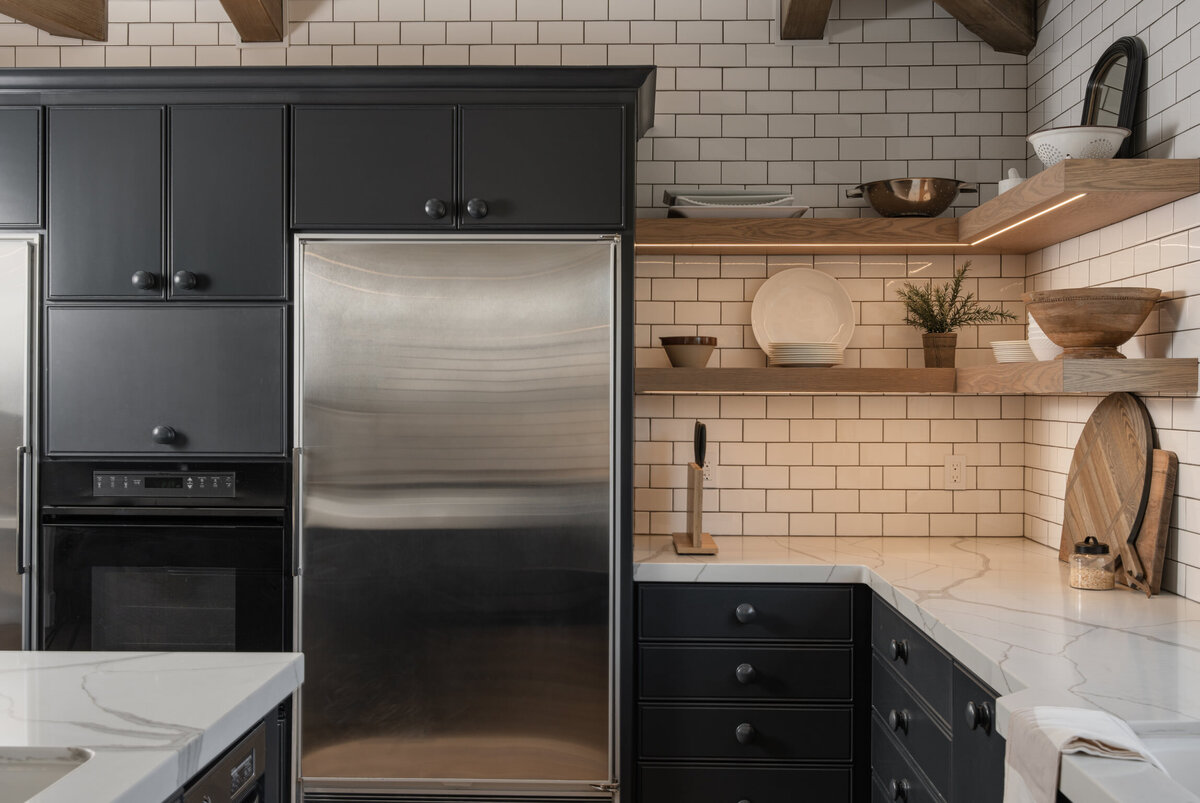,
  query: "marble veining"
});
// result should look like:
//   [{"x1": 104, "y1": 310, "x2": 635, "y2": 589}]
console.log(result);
[
  {"x1": 635, "y1": 536, "x2": 1200, "y2": 727},
  {"x1": 0, "y1": 651, "x2": 303, "y2": 803}
]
